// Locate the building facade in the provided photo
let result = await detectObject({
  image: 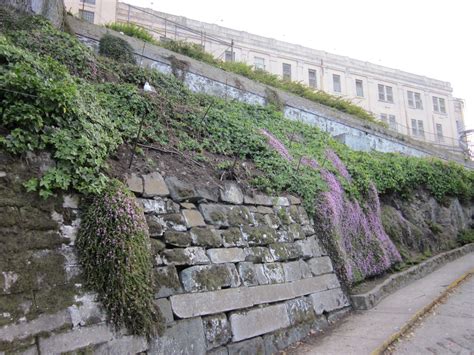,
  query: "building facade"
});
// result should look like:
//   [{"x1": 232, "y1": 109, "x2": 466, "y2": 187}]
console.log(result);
[
  {"x1": 66, "y1": 0, "x2": 468, "y2": 154},
  {"x1": 63, "y1": 0, "x2": 116, "y2": 25}
]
